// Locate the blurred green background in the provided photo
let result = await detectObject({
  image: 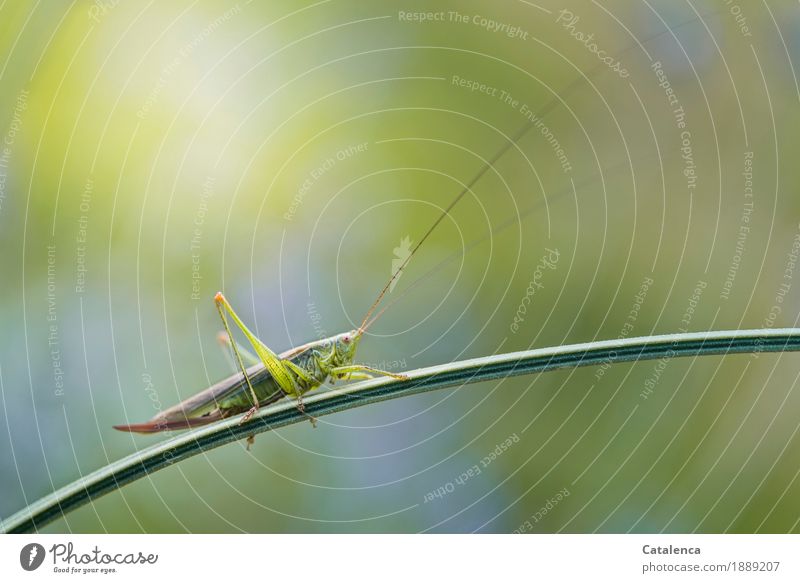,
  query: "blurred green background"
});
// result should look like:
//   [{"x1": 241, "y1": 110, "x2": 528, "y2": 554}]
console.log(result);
[{"x1": 2, "y1": 0, "x2": 800, "y2": 533}]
